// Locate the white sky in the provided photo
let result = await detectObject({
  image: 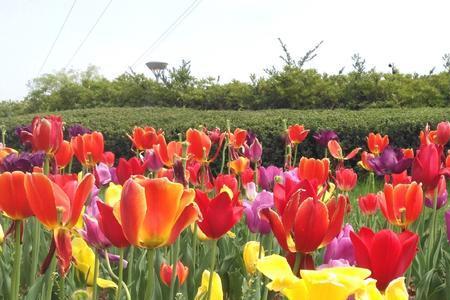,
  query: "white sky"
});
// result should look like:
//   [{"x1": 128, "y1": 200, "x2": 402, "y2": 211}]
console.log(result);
[{"x1": 1, "y1": 0, "x2": 450, "y2": 100}]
